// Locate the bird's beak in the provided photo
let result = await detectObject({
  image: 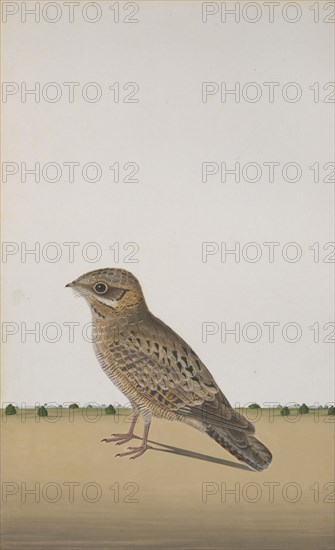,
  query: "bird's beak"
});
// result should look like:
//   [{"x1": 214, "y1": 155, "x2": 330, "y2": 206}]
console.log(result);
[{"x1": 65, "y1": 282, "x2": 74, "y2": 288}]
